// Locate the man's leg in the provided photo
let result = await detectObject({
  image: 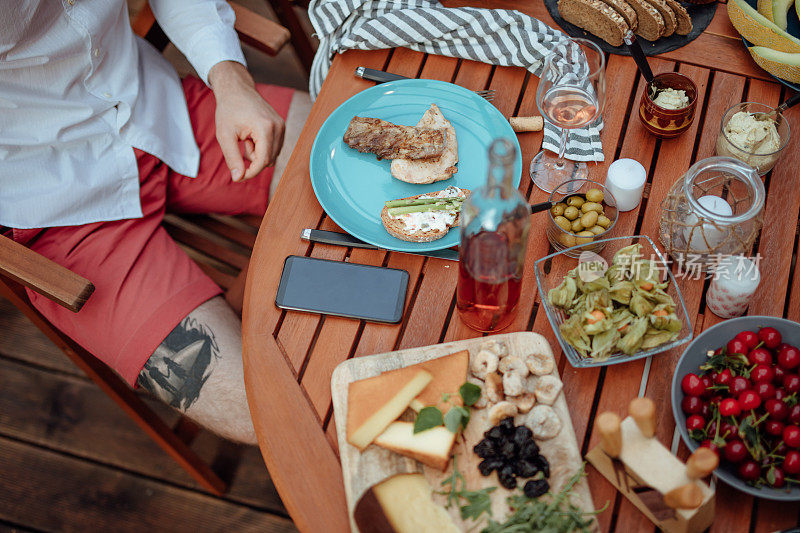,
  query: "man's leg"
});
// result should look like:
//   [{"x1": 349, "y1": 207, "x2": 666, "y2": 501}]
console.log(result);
[{"x1": 137, "y1": 296, "x2": 256, "y2": 445}]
